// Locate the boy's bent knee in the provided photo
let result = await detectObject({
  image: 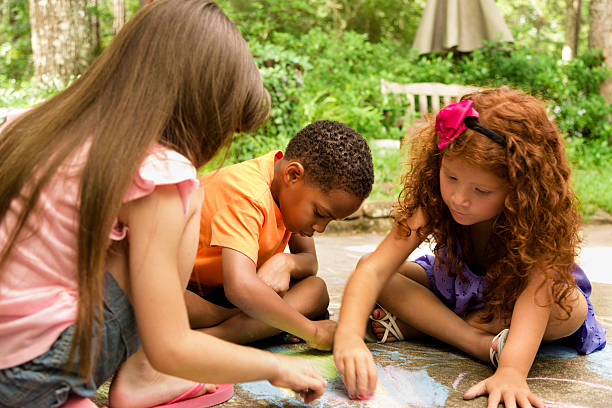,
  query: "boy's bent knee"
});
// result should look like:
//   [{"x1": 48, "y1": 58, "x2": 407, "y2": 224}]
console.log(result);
[
  {"x1": 301, "y1": 276, "x2": 329, "y2": 302},
  {"x1": 289, "y1": 276, "x2": 330, "y2": 316}
]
